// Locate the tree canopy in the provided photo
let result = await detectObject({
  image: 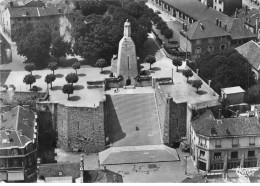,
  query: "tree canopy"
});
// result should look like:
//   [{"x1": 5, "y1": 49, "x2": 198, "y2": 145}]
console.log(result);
[
  {"x1": 163, "y1": 29, "x2": 173, "y2": 42},
  {"x1": 95, "y1": 58, "x2": 107, "y2": 72},
  {"x1": 189, "y1": 49, "x2": 256, "y2": 93},
  {"x1": 172, "y1": 58, "x2": 183, "y2": 72},
  {"x1": 45, "y1": 74, "x2": 56, "y2": 90},
  {"x1": 23, "y1": 74, "x2": 36, "y2": 90},
  {"x1": 13, "y1": 22, "x2": 52, "y2": 67},
  {"x1": 182, "y1": 69, "x2": 193, "y2": 82},
  {"x1": 65, "y1": 73, "x2": 79, "y2": 85},
  {"x1": 24, "y1": 63, "x2": 36, "y2": 75},
  {"x1": 72, "y1": 62, "x2": 81, "y2": 74},
  {"x1": 50, "y1": 32, "x2": 71, "y2": 63},
  {"x1": 144, "y1": 55, "x2": 156, "y2": 69},
  {"x1": 192, "y1": 80, "x2": 203, "y2": 93},
  {"x1": 62, "y1": 84, "x2": 74, "y2": 99},
  {"x1": 48, "y1": 62, "x2": 58, "y2": 75},
  {"x1": 72, "y1": 1, "x2": 153, "y2": 64}
]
